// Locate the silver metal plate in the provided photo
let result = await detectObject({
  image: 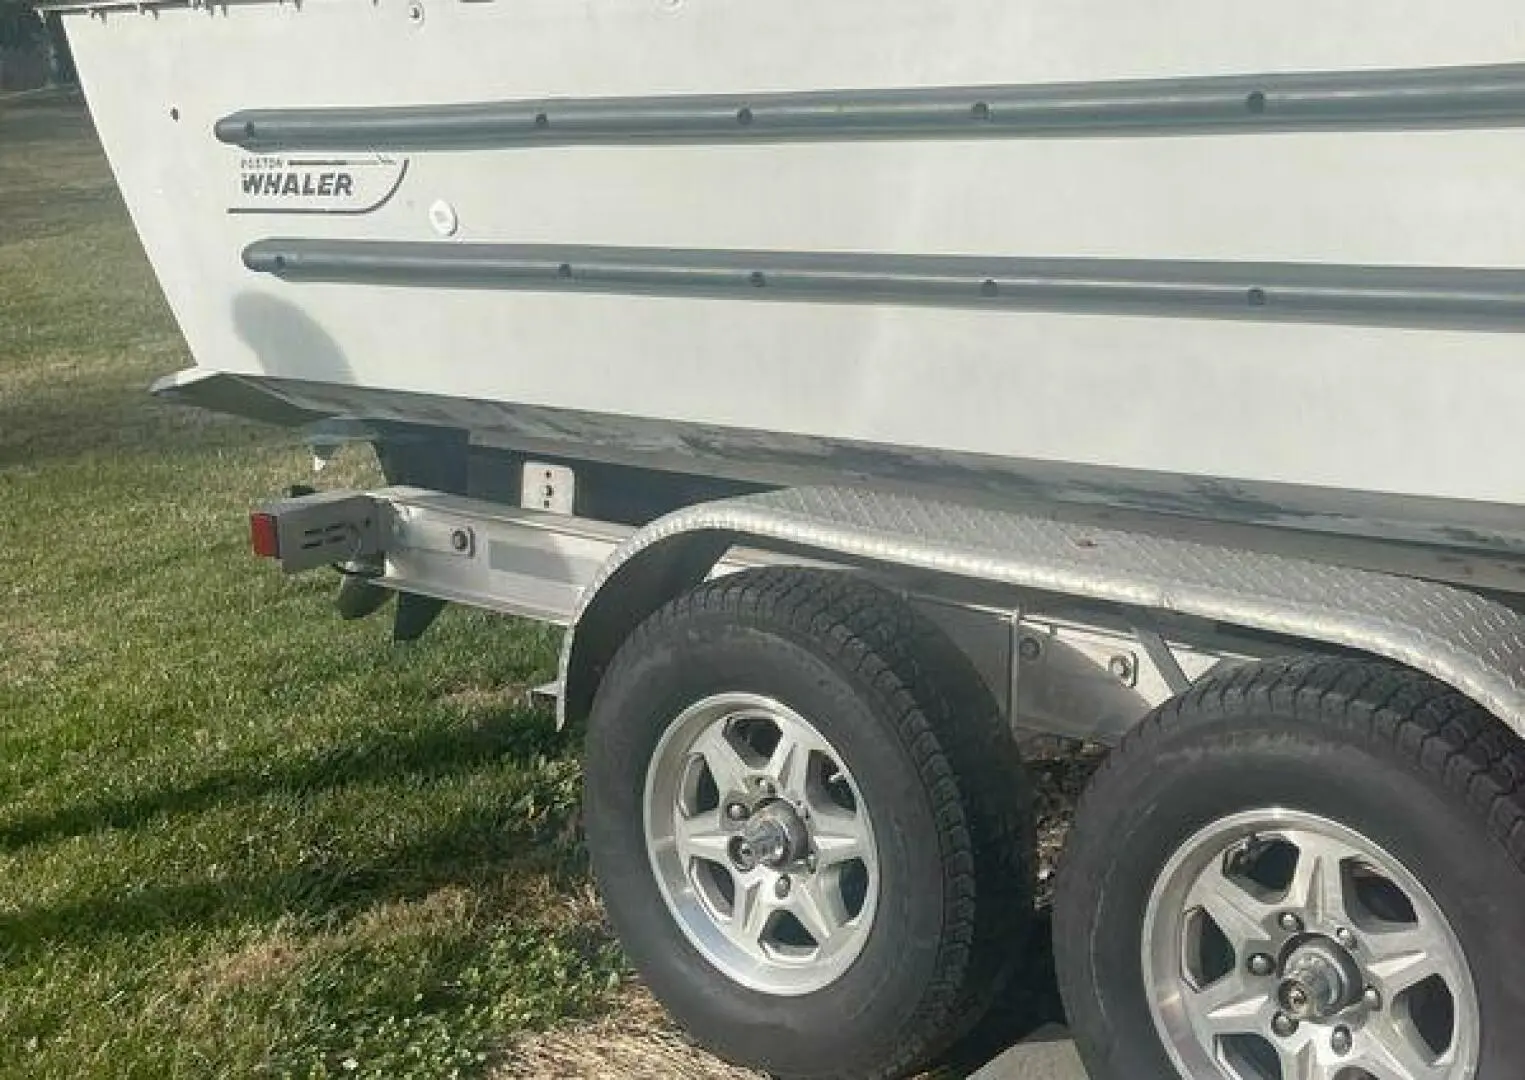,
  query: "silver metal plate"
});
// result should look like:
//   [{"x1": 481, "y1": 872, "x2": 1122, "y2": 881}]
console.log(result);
[{"x1": 561, "y1": 486, "x2": 1525, "y2": 736}]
